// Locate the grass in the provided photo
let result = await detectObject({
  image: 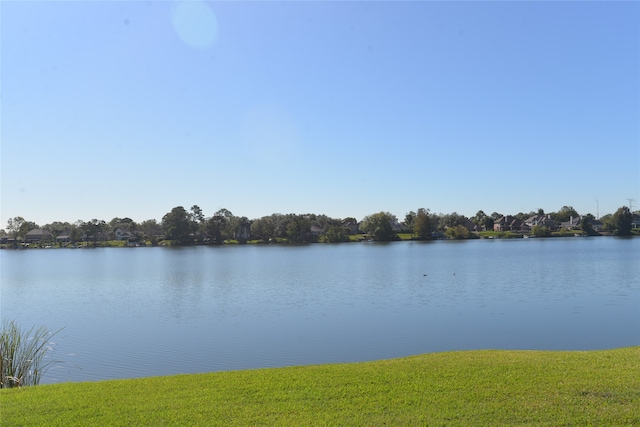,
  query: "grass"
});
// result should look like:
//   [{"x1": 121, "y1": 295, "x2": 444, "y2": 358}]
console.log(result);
[
  {"x1": 1, "y1": 347, "x2": 638, "y2": 426},
  {"x1": 1, "y1": 319, "x2": 60, "y2": 388}
]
